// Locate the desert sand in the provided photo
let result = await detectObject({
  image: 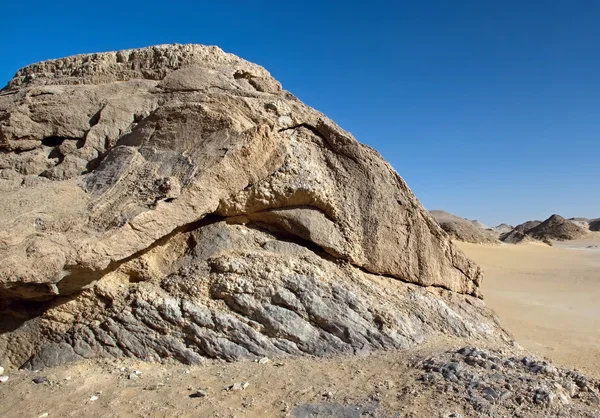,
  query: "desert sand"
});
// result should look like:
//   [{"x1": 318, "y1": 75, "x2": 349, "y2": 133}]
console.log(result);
[{"x1": 458, "y1": 235, "x2": 600, "y2": 379}]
